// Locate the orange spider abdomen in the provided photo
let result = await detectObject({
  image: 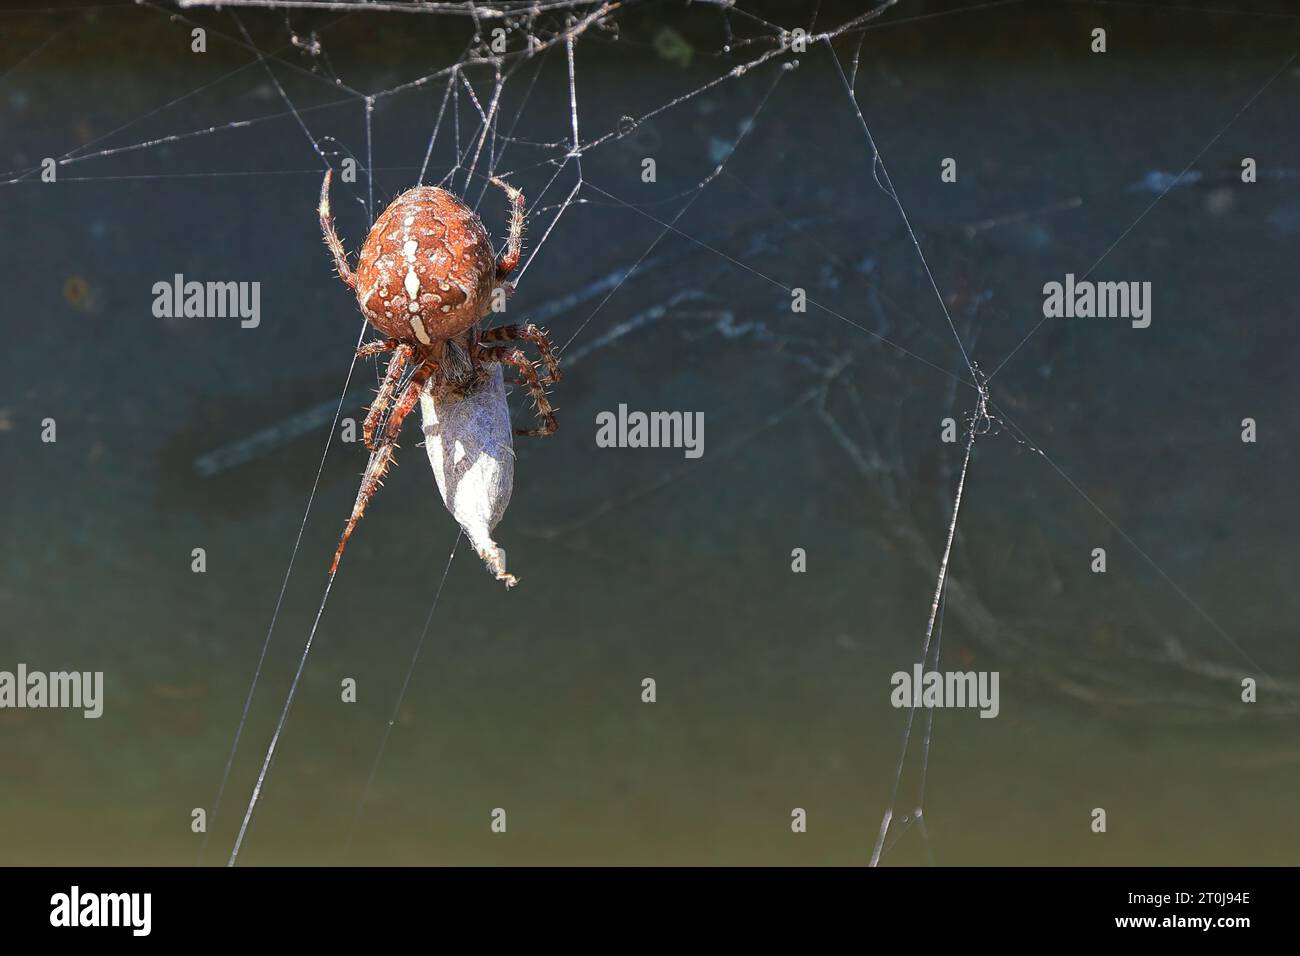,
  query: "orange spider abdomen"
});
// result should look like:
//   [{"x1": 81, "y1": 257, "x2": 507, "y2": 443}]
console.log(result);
[{"x1": 354, "y1": 186, "x2": 497, "y2": 344}]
